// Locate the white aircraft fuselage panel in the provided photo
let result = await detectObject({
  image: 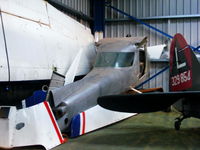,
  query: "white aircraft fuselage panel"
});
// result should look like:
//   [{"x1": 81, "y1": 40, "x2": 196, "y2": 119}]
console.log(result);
[
  {"x1": 0, "y1": 16, "x2": 8, "y2": 81},
  {"x1": 0, "y1": 0, "x2": 49, "y2": 25},
  {"x1": 0, "y1": 0, "x2": 96, "y2": 82}
]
